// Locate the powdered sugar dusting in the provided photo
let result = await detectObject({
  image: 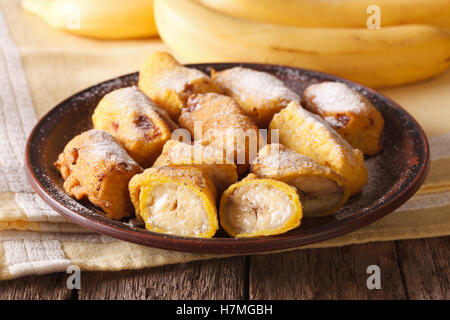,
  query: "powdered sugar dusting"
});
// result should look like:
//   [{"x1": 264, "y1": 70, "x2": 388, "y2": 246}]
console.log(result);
[
  {"x1": 102, "y1": 86, "x2": 160, "y2": 117},
  {"x1": 295, "y1": 103, "x2": 353, "y2": 150},
  {"x1": 108, "y1": 86, "x2": 152, "y2": 106},
  {"x1": 161, "y1": 140, "x2": 234, "y2": 165},
  {"x1": 84, "y1": 129, "x2": 138, "y2": 168},
  {"x1": 280, "y1": 102, "x2": 360, "y2": 173},
  {"x1": 305, "y1": 82, "x2": 368, "y2": 113},
  {"x1": 215, "y1": 67, "x2": 300, "y2": 103},
  {"x1": 158, "y1": 67, "x2": 209, "y2": 93},
  {"x1": 97, "y1": 86, "x2": 177, "y2": 141},
  {"x1": 255, "y1": 144, "x2": 315, "y2": 171}
]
